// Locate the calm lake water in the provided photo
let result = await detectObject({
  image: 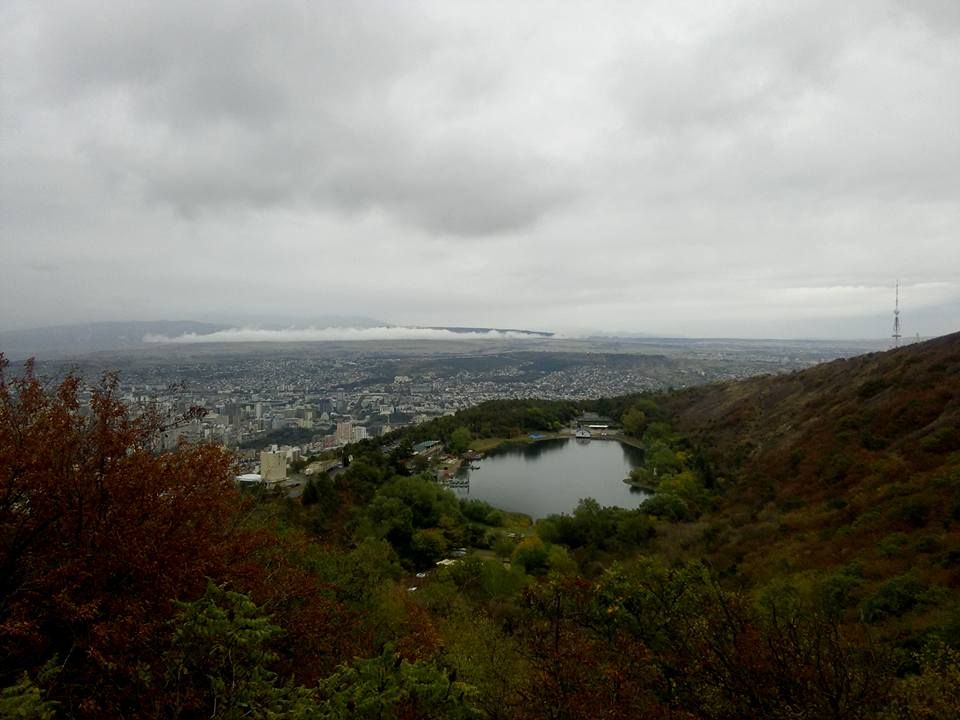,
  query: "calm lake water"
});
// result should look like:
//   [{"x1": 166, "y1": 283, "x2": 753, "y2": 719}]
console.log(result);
[{"x1": 453, "y1": 438, "x2": 649, "y2": 519}]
